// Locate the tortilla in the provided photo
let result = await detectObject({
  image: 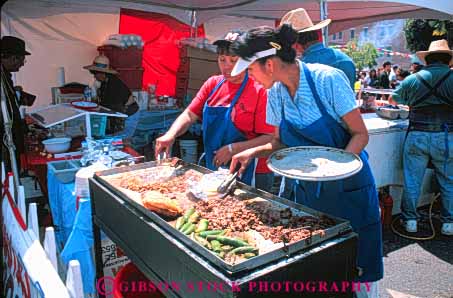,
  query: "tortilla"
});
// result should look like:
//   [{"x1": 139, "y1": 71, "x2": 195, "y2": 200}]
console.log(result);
[{"x1": 268, "y1": 147, "x2": 362, "y2": 180}]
